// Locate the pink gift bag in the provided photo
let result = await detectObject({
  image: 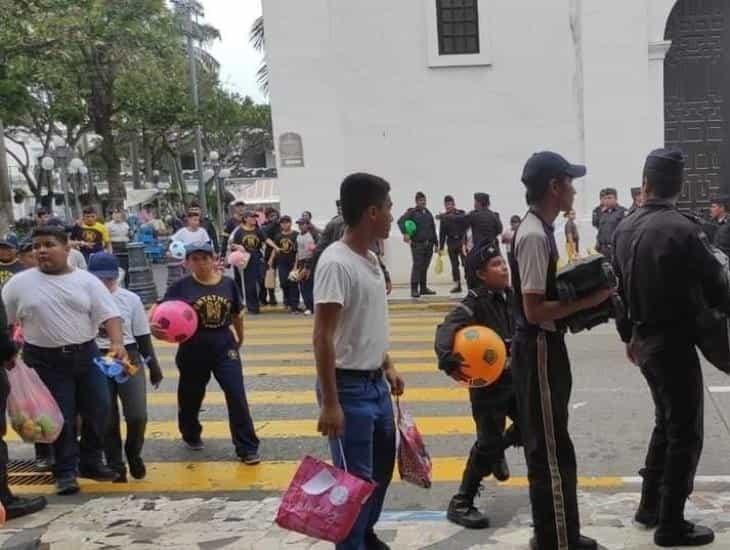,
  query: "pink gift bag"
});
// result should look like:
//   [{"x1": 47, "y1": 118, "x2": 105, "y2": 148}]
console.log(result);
[
  {"x1": 276, "y1": 441, "x2": 376, "y2": 543},
  {"x1": 396, "y1": 398, "x2": 432, "y2": 488}
]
